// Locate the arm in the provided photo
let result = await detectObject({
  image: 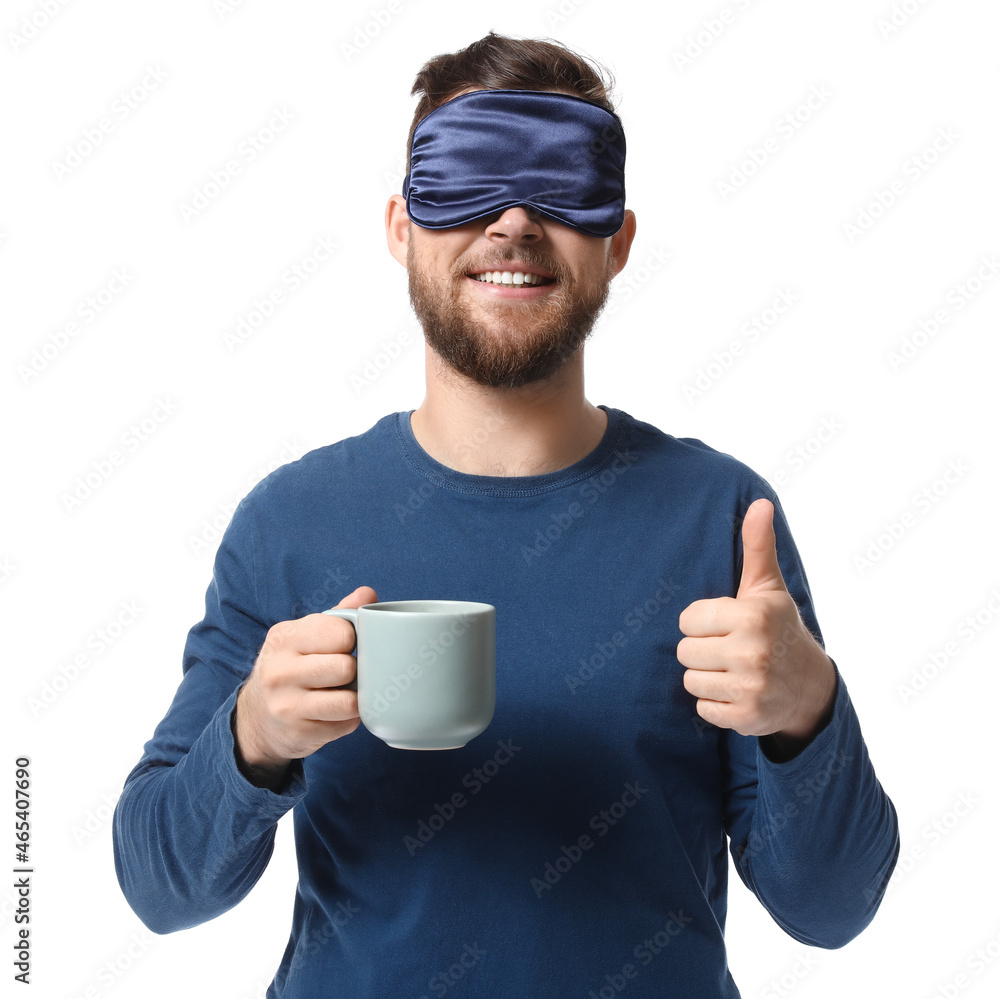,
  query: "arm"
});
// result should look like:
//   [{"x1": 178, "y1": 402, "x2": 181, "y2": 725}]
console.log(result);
[
  {"x1": 113, "y1": 491, "x2": 368, "y2": 934},
  {"x1": 680, "y1": 492, "x2": 899, "y2": 945},
  {"x1": 723, "y1": 667, "x2": 899, "y2": 947},
  {"x1": 112, "y1": 498, "x2": 307, "y2": 933},
  {"x1": 112, "y1": 677, "x2": 308, "y2": 933}
]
